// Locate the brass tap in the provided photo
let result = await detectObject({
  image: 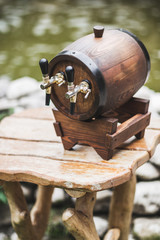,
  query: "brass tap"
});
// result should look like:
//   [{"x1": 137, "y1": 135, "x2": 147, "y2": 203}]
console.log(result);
[
  {"x1": 40, "y1": 72, "x2": 65, "y2": 90},
  {"x1": 65, "y1": 80, "x2": 91, "y2": 100}
]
